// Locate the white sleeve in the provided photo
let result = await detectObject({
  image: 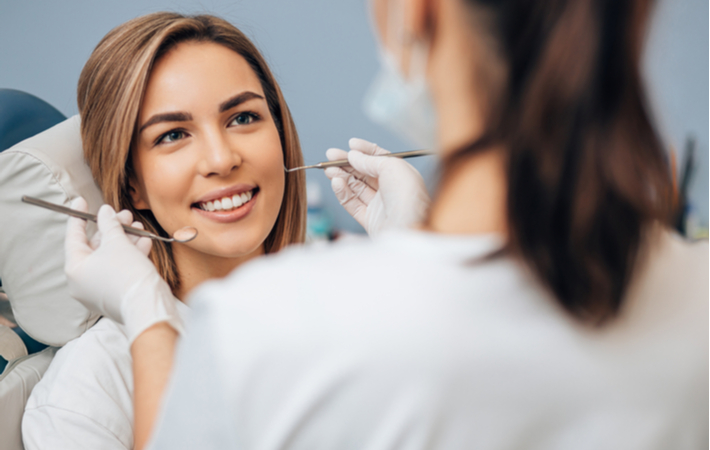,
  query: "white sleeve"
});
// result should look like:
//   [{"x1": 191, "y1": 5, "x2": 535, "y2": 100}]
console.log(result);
[
  {"x1": 146, "y1": 266, "x2": 443, "y2": 450},
  {"x1": 23, "y1": 406, "x2": 129, "y2": 450},
  {"x1": 146, "y1": 298, "x2": 238, "y2": 450}
]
